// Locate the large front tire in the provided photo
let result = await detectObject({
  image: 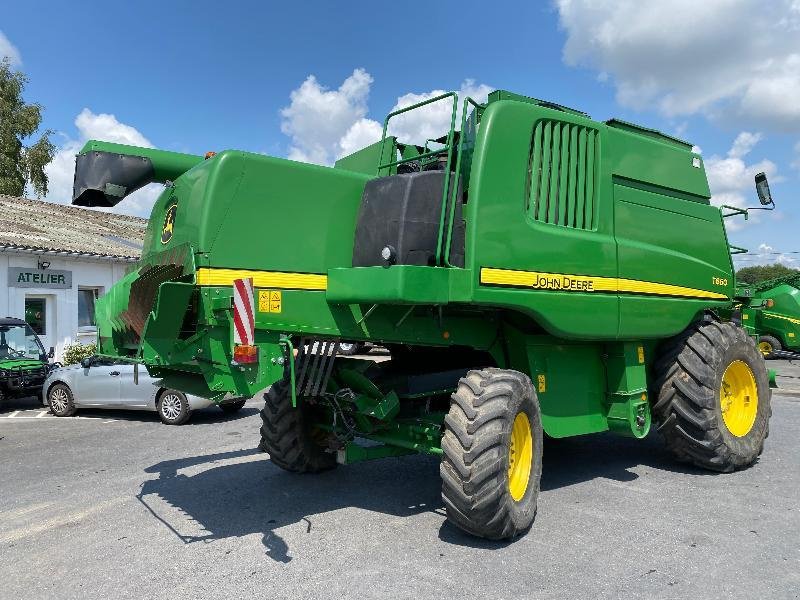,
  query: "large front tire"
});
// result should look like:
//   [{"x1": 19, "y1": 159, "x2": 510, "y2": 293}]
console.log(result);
[
  {"x1": 441, "y1": 368, "x2": 543, "y2": 540},
  {"x1": 652, "y1": 321, "x2": 771, "y2": 472},
  {"x1": 259, "y1": 379, "x2": 337, "y2": 473}
]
